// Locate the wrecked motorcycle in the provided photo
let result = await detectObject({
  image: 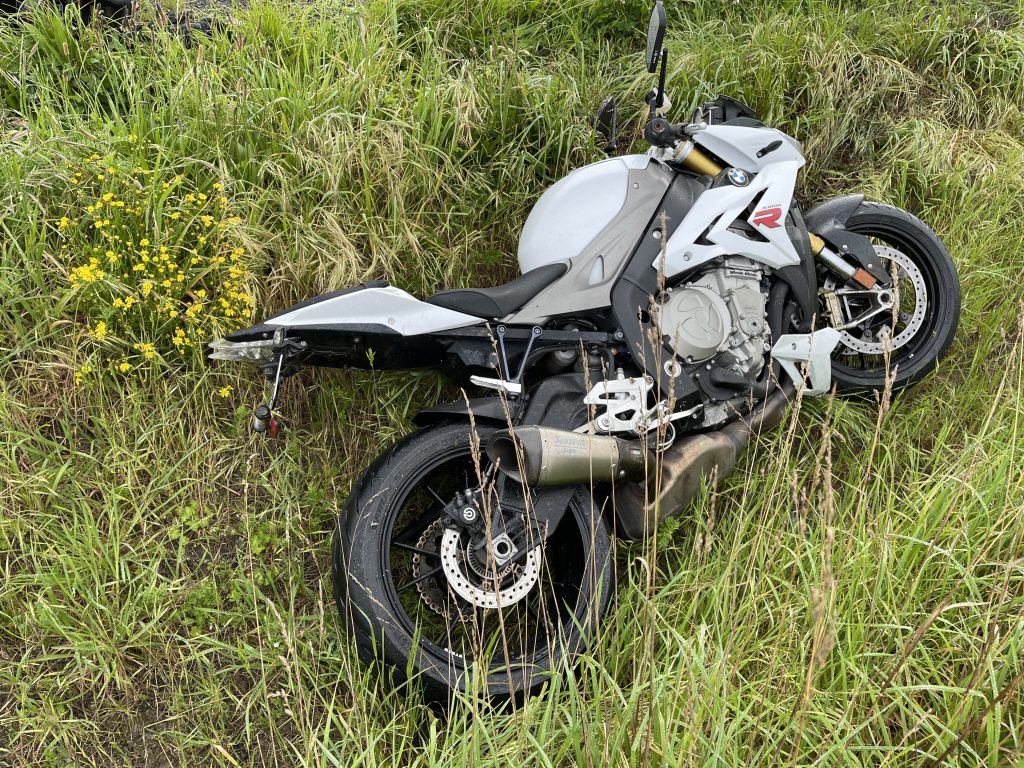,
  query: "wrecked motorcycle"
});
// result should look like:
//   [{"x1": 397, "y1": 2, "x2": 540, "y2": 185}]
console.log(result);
[{"x1": 211, "y1": 2, "x2": 960, "y2": 700}]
